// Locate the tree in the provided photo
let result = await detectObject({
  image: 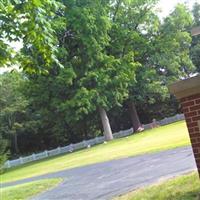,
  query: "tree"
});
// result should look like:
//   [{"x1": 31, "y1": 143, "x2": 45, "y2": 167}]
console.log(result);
[
  {"x1": 140, "y1": 4, "x2": 194, "y2": 119},
  {"x1": 190, "y1": 2, "x2": 200, "y2": 73},
  {"x1": 0, "y1": 71, "x2": 28, "y2": 155},
  {"x1": 0, "y1": 133, "x2": 7, "y2": 171},
  {"x1": 106, "y1": 0, "x2": 160, "y2": 131},
  {"x1": 22, "y1": 68, "x2": 104, "y2": 150},
  {"x1": 123, "y1": 3, "x2": 194, "y2": 131},
  {"x1": 22, "y1": 0, "x2": 139, "y2": 141}
]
